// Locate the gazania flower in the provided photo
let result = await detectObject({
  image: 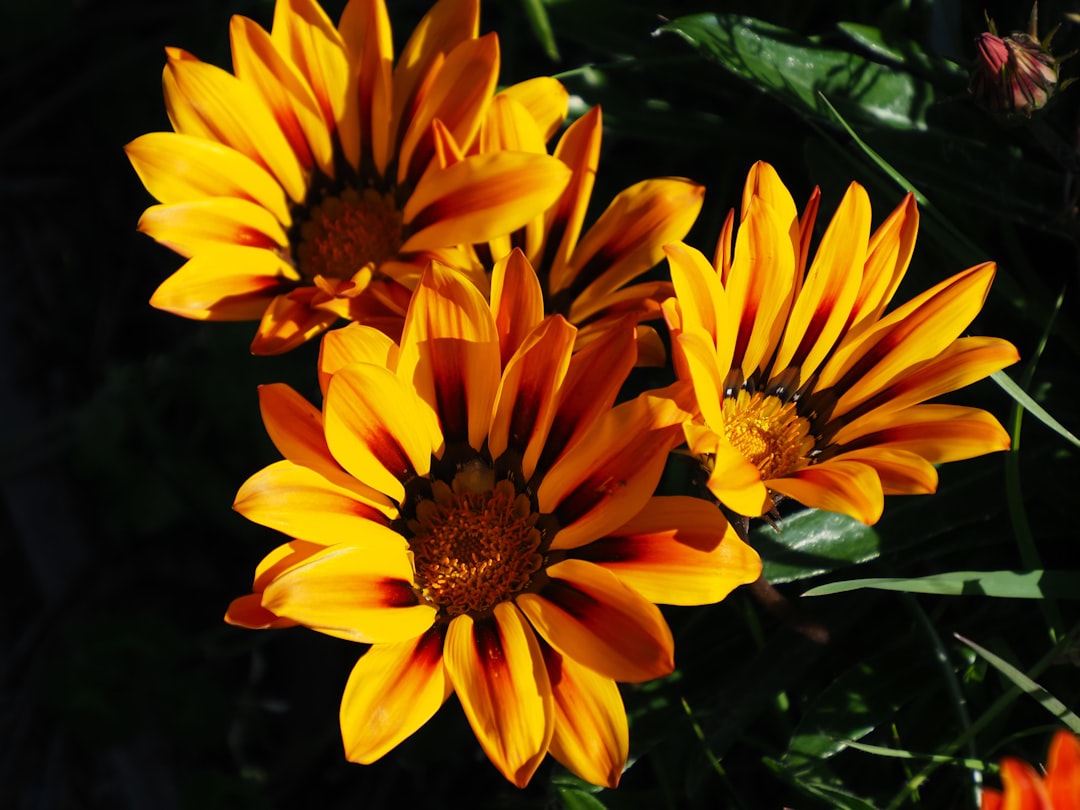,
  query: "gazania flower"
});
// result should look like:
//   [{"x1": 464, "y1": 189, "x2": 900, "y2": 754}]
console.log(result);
[
  {"x1": 472, "y1": 92, "x2": 704, "y2": 364},
  {"x1": 225, "y1": 253, "x2": 761, "y2": 786},
  {"x1": 981, "y1": 729, "x2": 1080, "y2": 809},
  {"x1": 126, "y1": 0, "x2": 571, "y2": 354},
  {"x1": 662, "y1": 161, "x2": 1019, "y2": 525}
]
